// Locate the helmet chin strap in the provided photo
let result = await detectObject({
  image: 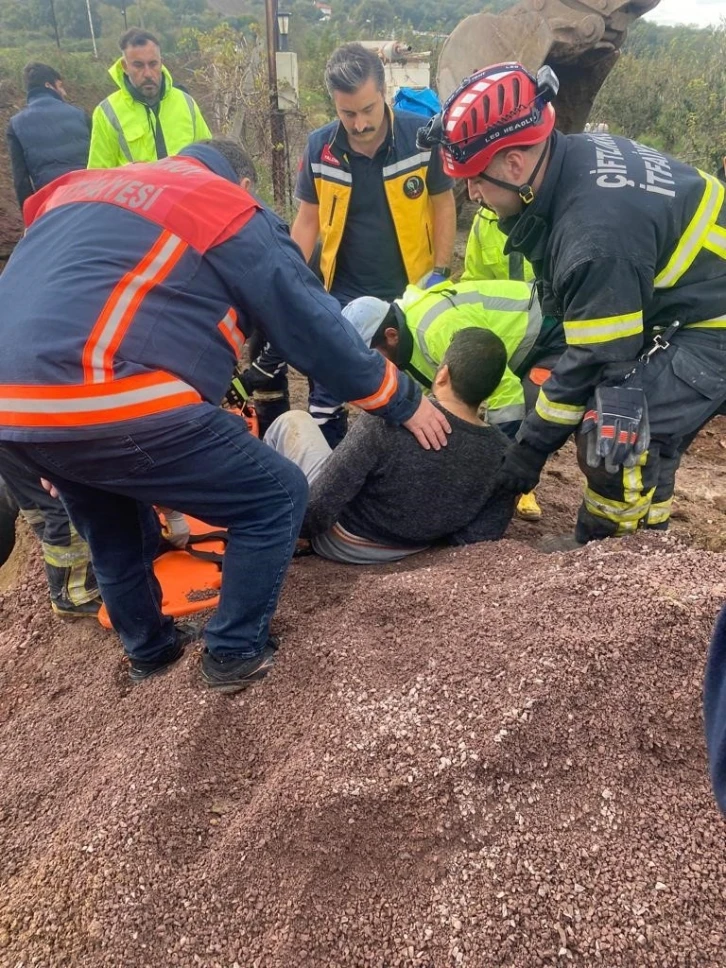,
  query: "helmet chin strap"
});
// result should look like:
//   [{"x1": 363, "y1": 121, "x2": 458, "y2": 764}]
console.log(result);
[{"x1": 478, "y1": 137, "x2": 551, "y2": 205}]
